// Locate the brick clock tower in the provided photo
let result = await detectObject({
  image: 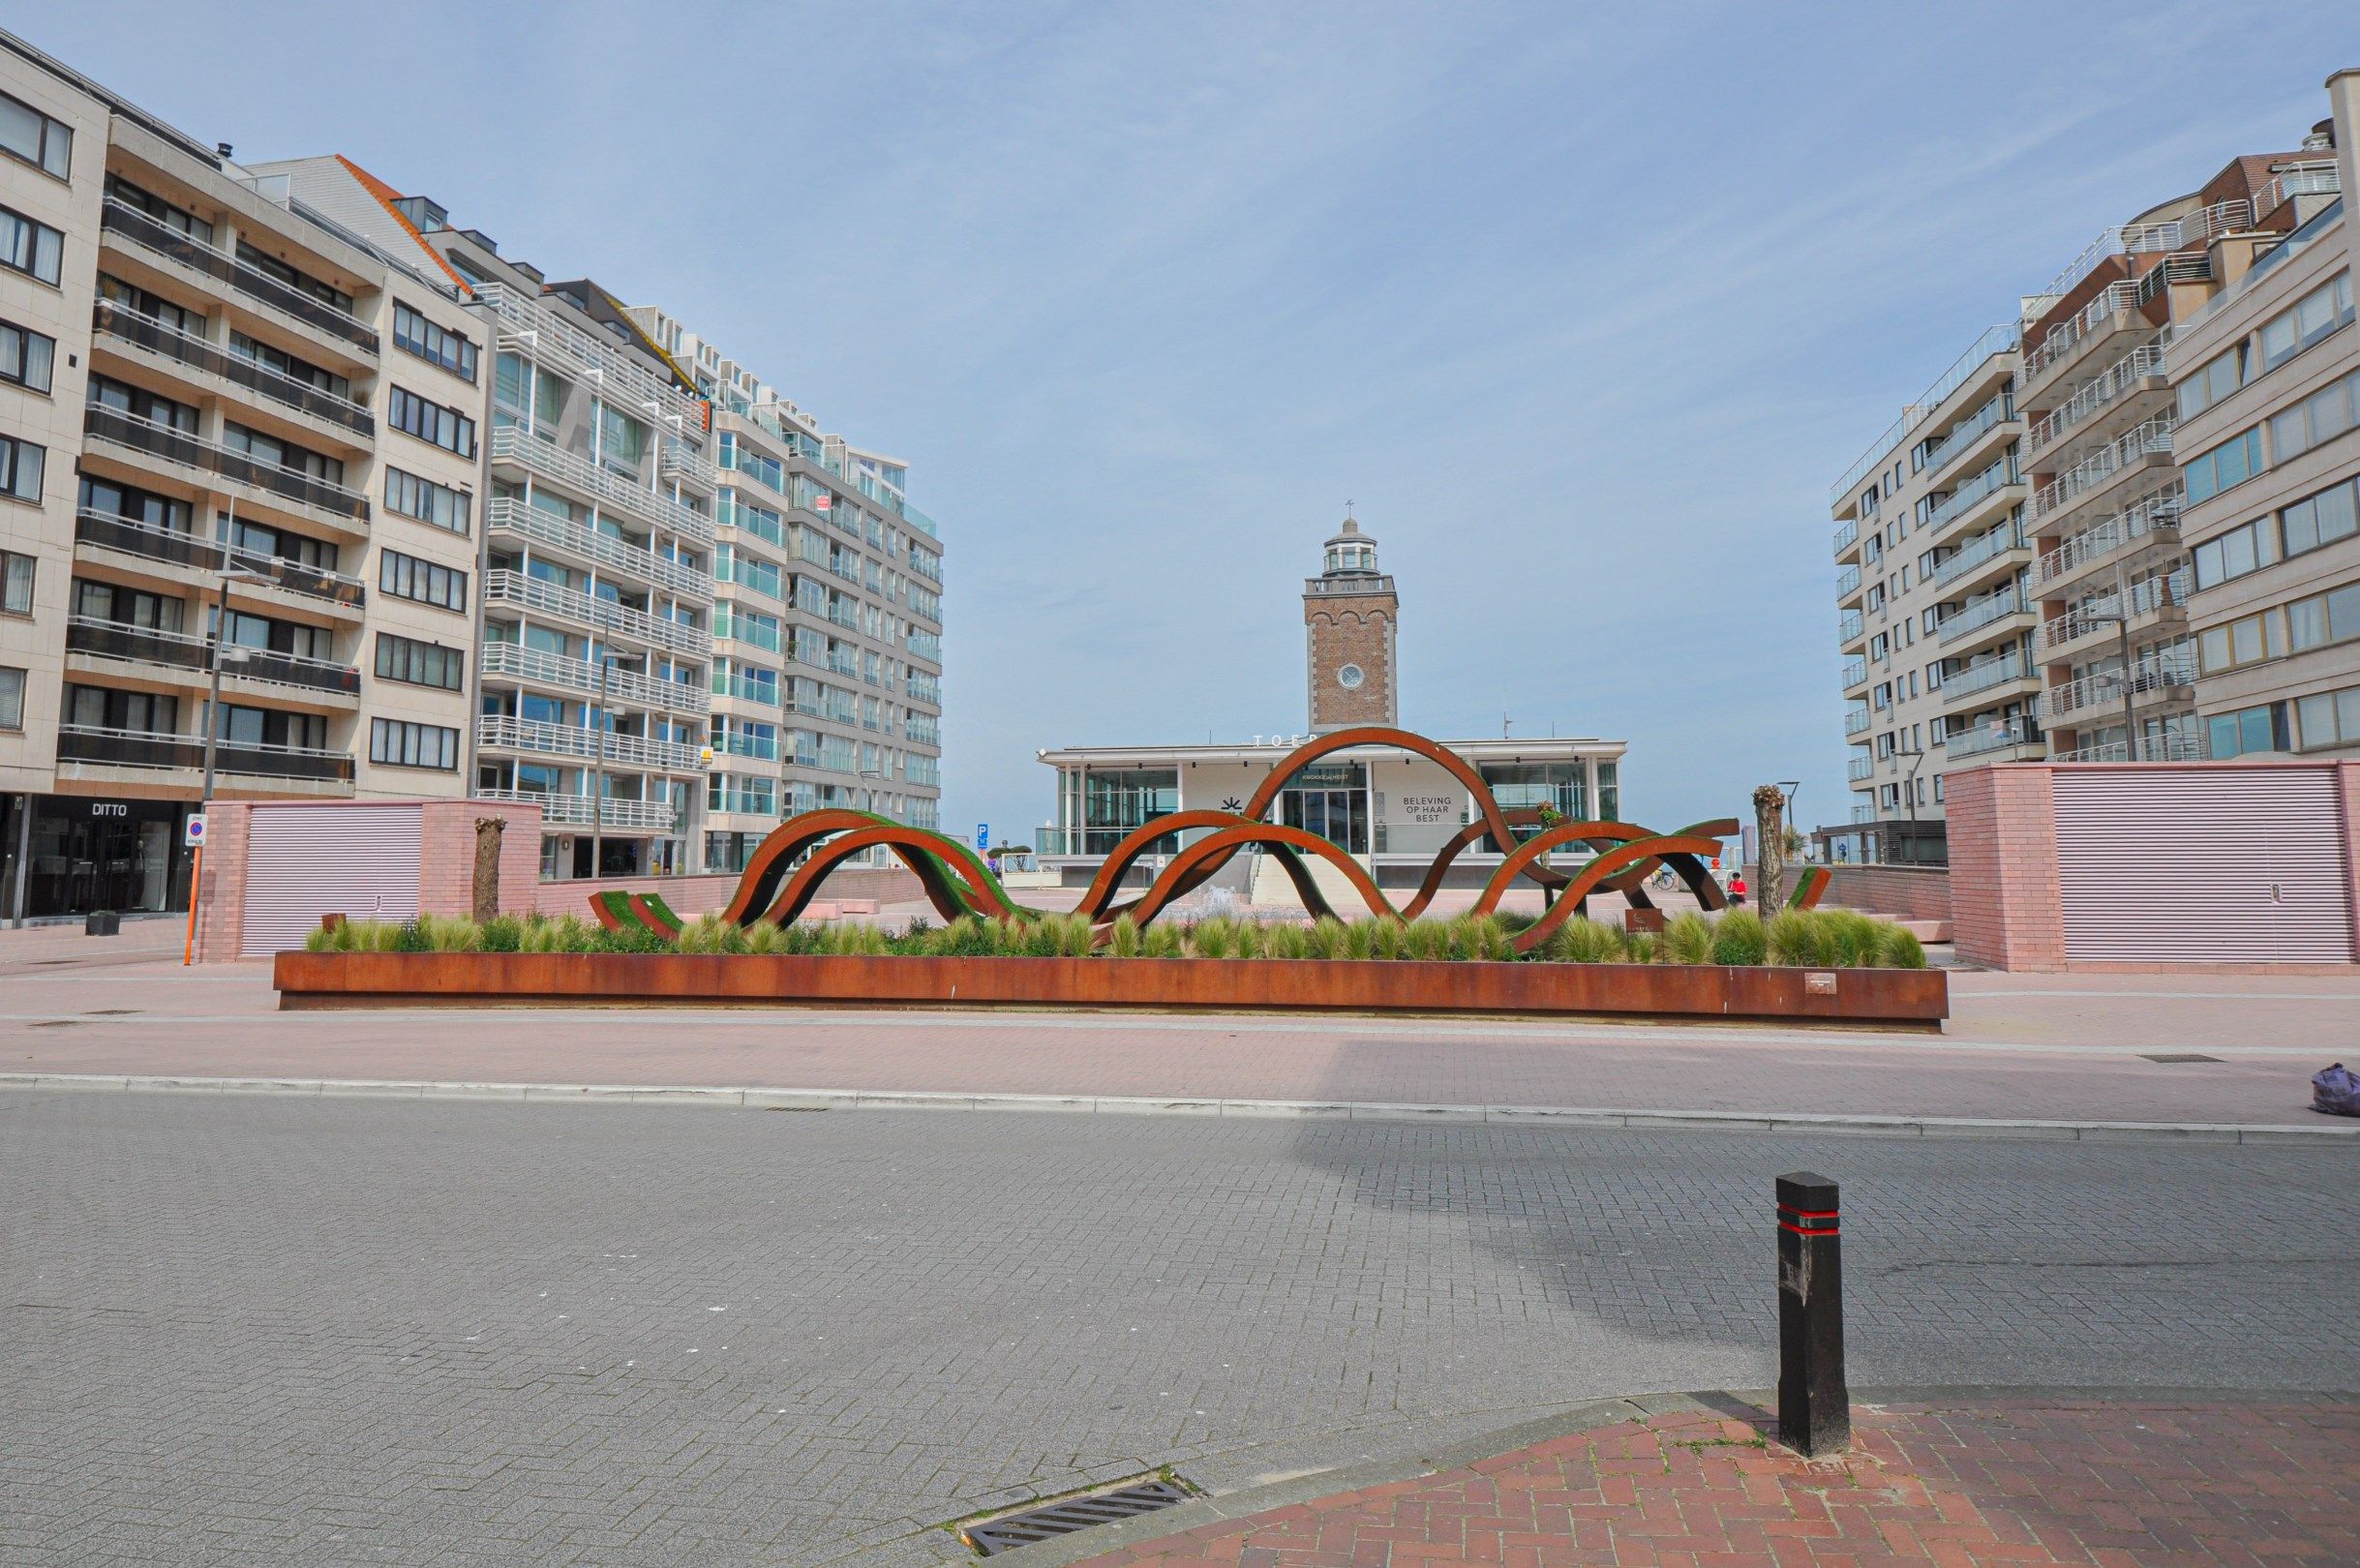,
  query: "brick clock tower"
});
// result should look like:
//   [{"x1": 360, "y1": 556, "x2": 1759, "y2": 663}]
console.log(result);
[{"x1": 1304, "y1": 516, "x2": 1399, "y2": 733}]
